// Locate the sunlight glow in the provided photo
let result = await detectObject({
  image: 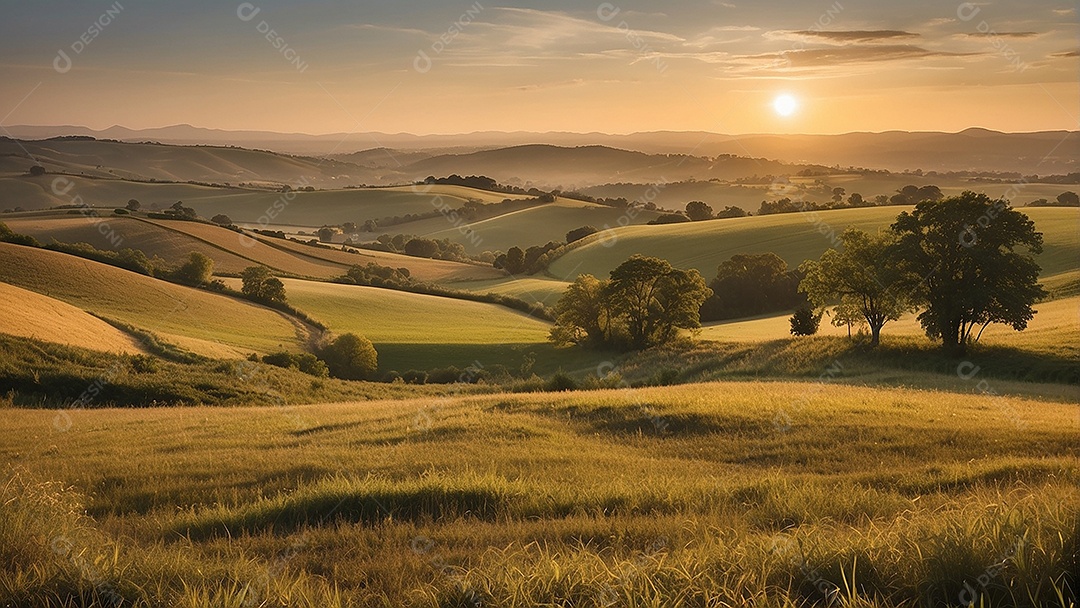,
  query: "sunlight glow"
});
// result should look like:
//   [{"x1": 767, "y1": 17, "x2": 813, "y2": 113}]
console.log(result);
[{"x1": 773, "y1": 94, "x2": 799, "y2": 118}]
